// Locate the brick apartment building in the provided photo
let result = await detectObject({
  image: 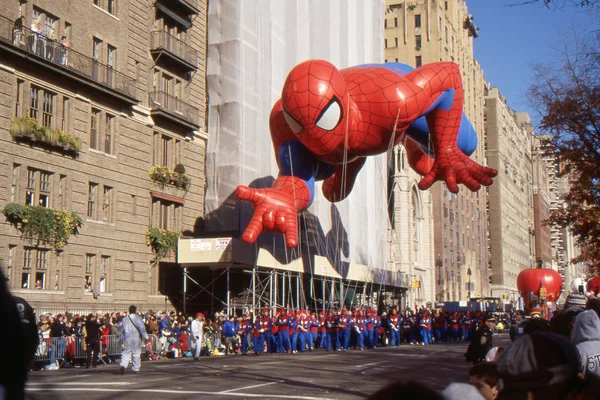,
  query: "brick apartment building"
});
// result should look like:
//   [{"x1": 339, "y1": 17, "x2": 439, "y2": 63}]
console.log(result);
[{"x1": 0, "y1": 0, "x2": 207, "y2": 315}]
